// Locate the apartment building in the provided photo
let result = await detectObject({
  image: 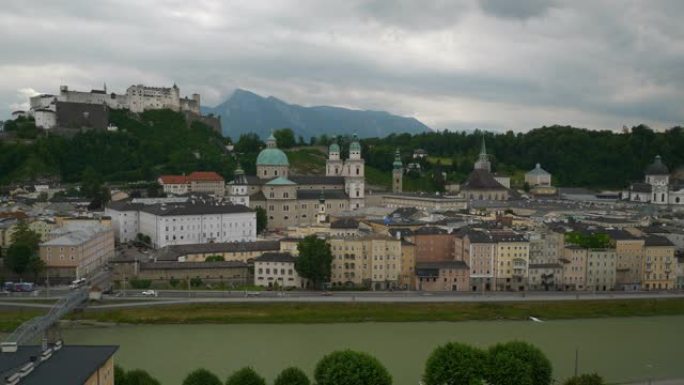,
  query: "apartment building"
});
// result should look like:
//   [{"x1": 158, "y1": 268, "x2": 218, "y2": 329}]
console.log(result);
[
  {"x1": 329, "y1": 235, "x2": 402, "y2": 290},
  {"x1": 456, "y1": 230, "x2": 496, "y2": 292},
  {"x1": 415, "y1": 261, "x2": 469, "y2": 291},
  {"x1": 607, "y1": 229, "x2": 645, "y2": 291},
  {"x1": 410, "y1": 226, "x2": 455, "y2": 262},
  {"x1": 491, "y1": 231, "x2": 529, "y2": 291},
  {"x1": 586, "y1": 248, "x2": 617, "y2": 291},
  {"x1": 399, "y1": 240, "x2": 416, "y2": 289},
  {"x1": 158, "y1": 171, "x2": 225, "y2": 196},
  {"x1": 642, "y1": 235, "x2": 676, "y2": 290},
  {"x1": 254, "y1": 252, "x2": 301, "y2": 288},
  {"x1": 39, "y1": 224, "x2": 115, "y2": 281},
  {"x1": 561, "y1": 246, "x2": 587, "y2": 291}
]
